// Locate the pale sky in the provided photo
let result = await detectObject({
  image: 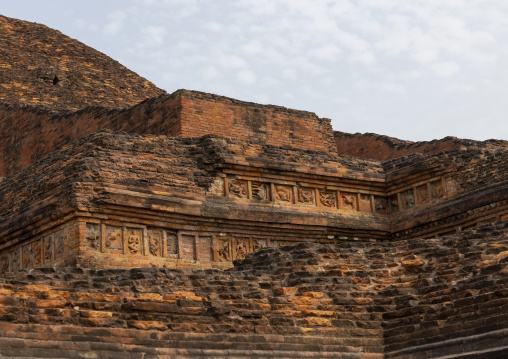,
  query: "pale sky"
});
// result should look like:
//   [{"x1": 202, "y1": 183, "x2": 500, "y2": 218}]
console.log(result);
[{"x1": 3, "y1": 0, "x2": 508, "y2": 141}]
